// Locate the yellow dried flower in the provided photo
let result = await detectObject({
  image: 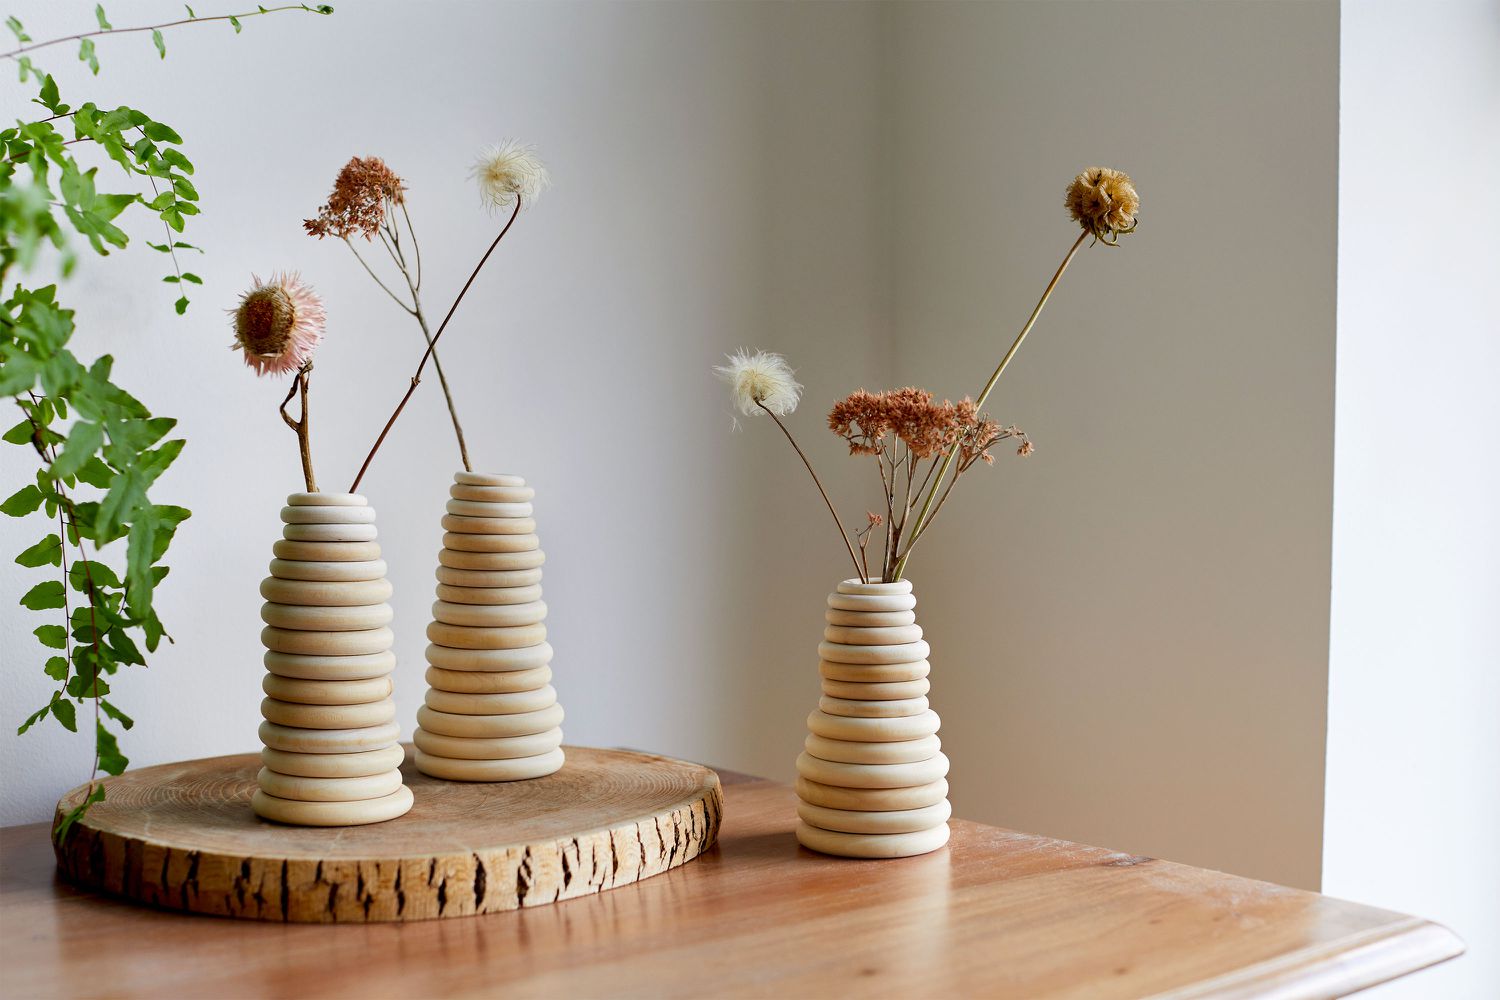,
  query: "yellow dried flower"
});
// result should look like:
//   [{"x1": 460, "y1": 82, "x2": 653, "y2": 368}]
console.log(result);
[{"x1": 1065, "y1": 167, "x2": 1139, "y2": 245}]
